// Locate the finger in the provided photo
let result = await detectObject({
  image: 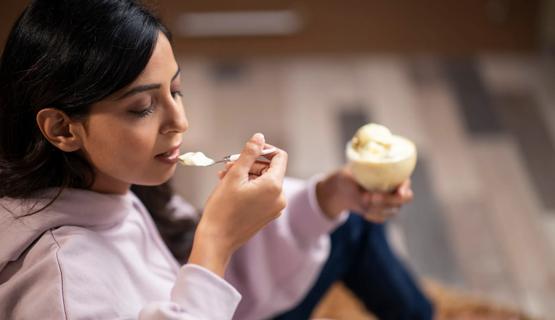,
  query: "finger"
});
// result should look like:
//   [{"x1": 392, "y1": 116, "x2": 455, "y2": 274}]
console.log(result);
[
  {"x1": 363, "y1": 213, "x2": 388, "y2": 224},
  {"x1": 368, "y1": 204, "x2": 399, "y2": 215},
  {"x1": 360, "y1": 192, "x2": 373, "y2": 210},
  {"x1": 379, "y1": 193, "x2": 406, "y2": 206},
  {"x1": 218, "y1": 170, "x2": 226, "y2": 179},
  {"x1": 381, "y1": 206, "x2": 400, "y2": 216},
  {"x1": 224, "y1": 162, "x2": 234, "y2": 171},
  {"x1": 395, "y1": 179, "x2": 412, "y2": 197},
  {"x1": 360, "y1": 191, "x2": 385, "y2": 207},
  {"x1": 364, "y1": 206, "x2": 399, "y2": 222},
  {"x1": 381, "y1": 183, "x2": 414, "y2": 206},
  {"x1": 249, "y1": 161, "x2": 270, "y2": 176},
  {"x1": 341, "y1": 165, "x2": 354, "y2": 178},
  {"x1": 364, "y1": 180, "x2": 412, "y2": 206},
  {"x1": 217, "y1": 162, "x2": 234, "y2": 180},
  {"x1": 400, "y1": 182, "x2": 414, "y2": 201},
  {"x1": 258, "y1": 148, "x2": 288, "y2": 183},
  {"x1": 260, "y1": 144, "x2": 278, "y2": 160},
  {"x1": 222, "y1": 161, "x2": 268, "y2": 178},
  {"x1": 366, "y1": 205, "x2": 385, "y2": 216},
  {"x1": 227, "y1": 133, "x2": 265, "y2": 179}
]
